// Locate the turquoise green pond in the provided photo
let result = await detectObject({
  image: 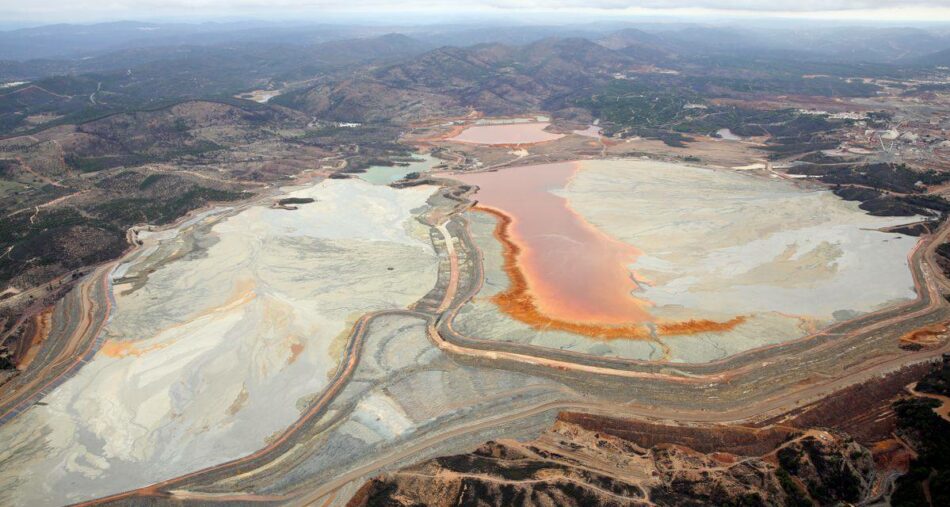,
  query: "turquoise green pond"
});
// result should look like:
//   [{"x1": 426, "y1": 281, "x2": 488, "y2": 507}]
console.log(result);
[{"x1": 357, "y1": 154, "x2": 439, "y2": 185}]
